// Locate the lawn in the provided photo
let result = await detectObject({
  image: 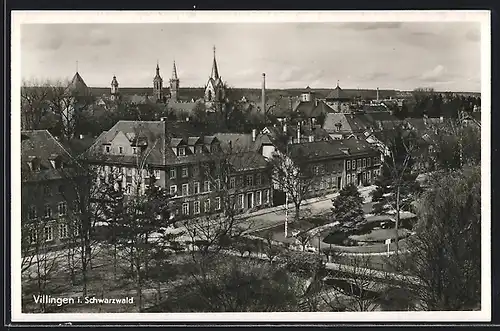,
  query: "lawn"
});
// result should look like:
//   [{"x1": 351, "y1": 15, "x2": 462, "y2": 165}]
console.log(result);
[
  {"x1": 22, "y1": 245, "x2": 195, "y2": 313},
  {"x1": 251, "y1": 221, "x2": 316, "y2": 246},
  {"x1": 321, "y1": 237, "x2": 410, "y2": 254},
  {"x1": 350, "y1": 228, "x2": 411, "y2": 243}
]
